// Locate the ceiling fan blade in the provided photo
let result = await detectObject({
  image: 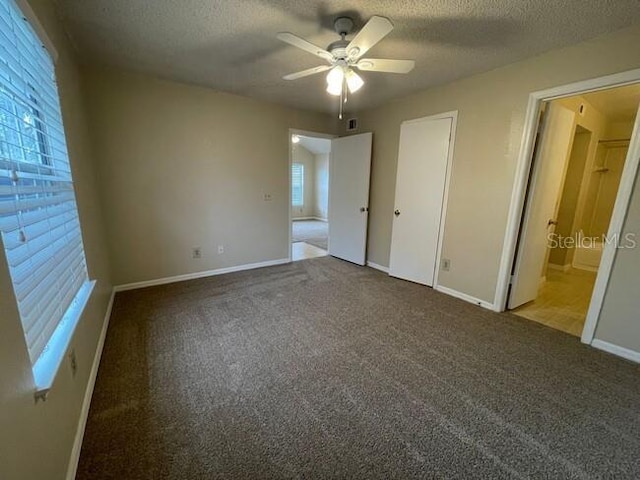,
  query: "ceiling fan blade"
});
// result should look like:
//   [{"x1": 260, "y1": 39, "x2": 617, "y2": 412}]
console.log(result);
[
  {"x1": 283, "y1": 65, "x2": 332, "y2": 80},
  {"x1": 346, "y1": 16, "x2": 394, "y2": 59},
  {"x1": 276, "y1": 32, "x2": 333, "y2": 62},
  {"x1": 356, "y1": 58, "x2": 415, "y2": 74}
]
